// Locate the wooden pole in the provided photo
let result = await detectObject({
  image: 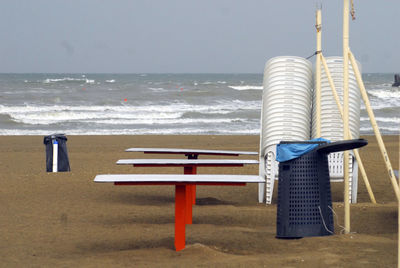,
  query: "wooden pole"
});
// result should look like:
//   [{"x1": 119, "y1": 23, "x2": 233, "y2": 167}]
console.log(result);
[
  {"x1": 343, "y1": 0, "x2": 351, "y2": 234},
  {"x1": 320, "y1": 54, "x2": 376, "y2": 204},
  {"x1": 350, "y1": 48, "x2": 400, "y2": 268},
  {"x1": 348, "y1": 51, "x2": 400, "y2": 201},
  {"x1": 315, "y1": 9, "x2": 322, "y2": 137}
]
